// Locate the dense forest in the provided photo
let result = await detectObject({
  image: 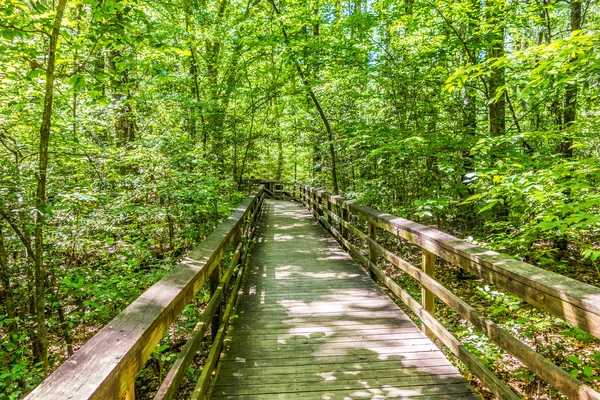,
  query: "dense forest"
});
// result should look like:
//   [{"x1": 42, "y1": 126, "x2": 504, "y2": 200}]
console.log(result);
[{"x1": 1, "y1": 0, "x2": 599, "y2": 398}]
